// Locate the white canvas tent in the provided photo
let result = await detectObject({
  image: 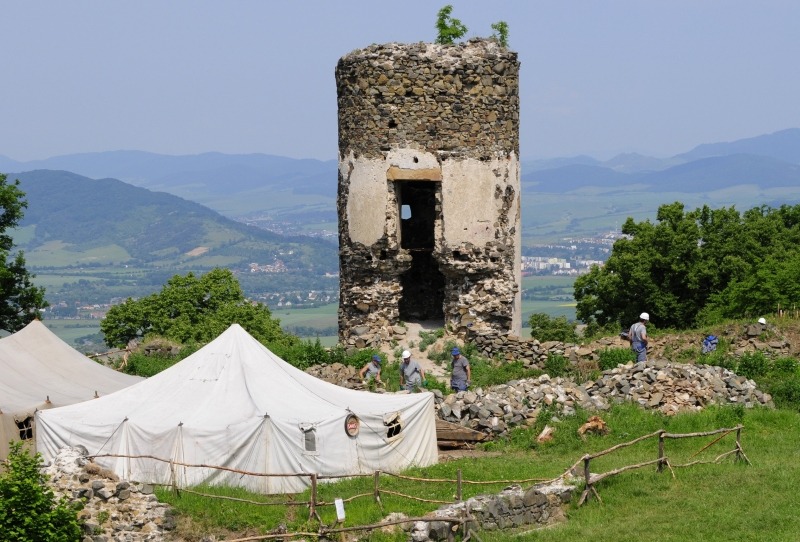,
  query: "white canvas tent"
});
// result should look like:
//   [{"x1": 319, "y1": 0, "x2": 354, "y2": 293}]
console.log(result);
[
  {"x1": 37, "y1": 324, "x2": 438, "y2": 493},
  {"x1": 0, "y1": 320, "x2": 143, "y2": 460}
]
